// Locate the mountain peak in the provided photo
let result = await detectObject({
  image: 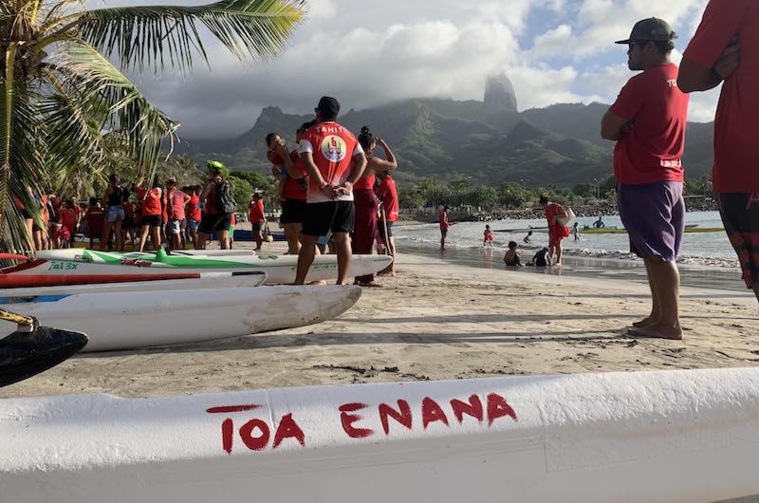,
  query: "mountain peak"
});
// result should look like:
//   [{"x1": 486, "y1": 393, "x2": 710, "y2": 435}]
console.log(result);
[{"x1": 484, "y1": 74, "x2": 518, "y2": 112}]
